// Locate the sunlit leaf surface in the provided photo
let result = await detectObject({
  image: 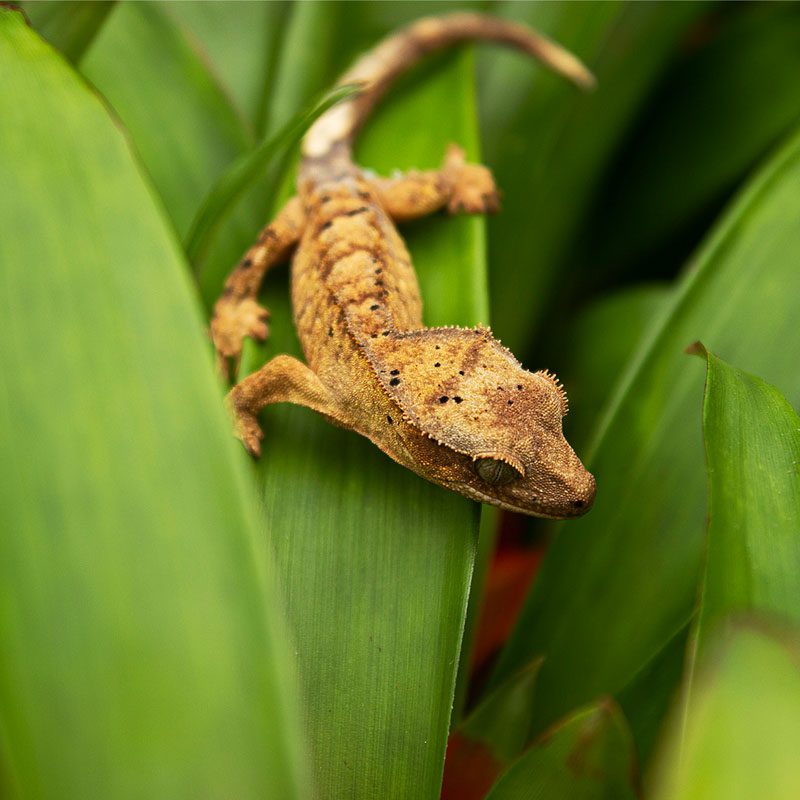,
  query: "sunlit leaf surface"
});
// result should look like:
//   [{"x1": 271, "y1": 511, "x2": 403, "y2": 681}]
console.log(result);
[
  {"x1": 0, "y1": 10, "x2": 306, "y2": 797},
  {"x1": 693, "y1": 349, "x2": 800, "y2": 653},
  {"x1": 653, "y1": 623, "x2": 800, "y2": 800}
]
